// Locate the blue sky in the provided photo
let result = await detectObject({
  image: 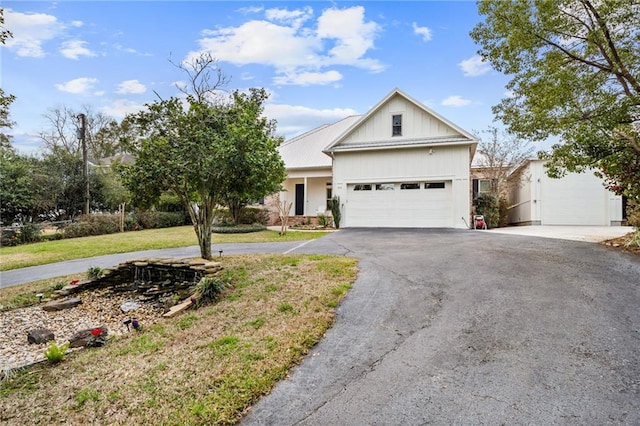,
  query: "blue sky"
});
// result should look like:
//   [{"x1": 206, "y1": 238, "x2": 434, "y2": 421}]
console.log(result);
[{"x1": 2, "y1": 1, "x2": 526, "y2": 156}]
